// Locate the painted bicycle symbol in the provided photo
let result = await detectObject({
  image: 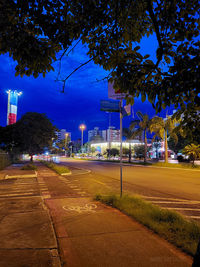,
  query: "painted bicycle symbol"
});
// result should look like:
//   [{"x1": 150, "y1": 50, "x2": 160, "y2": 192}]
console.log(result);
[{"x1": 63, "y1": 203, "x2": 97, "y2": 213}]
